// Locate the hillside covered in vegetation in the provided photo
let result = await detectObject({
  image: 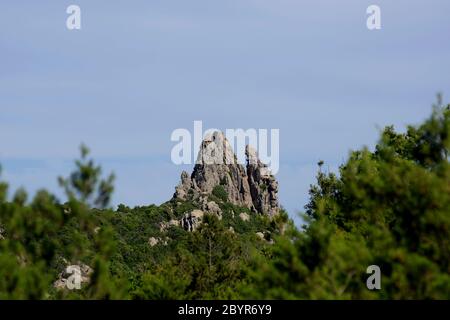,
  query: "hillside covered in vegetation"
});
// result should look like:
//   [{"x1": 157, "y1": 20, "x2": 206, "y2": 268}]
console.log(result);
[{"x1": 0, "y1": 99, "x2": 449, "y2": 299}]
